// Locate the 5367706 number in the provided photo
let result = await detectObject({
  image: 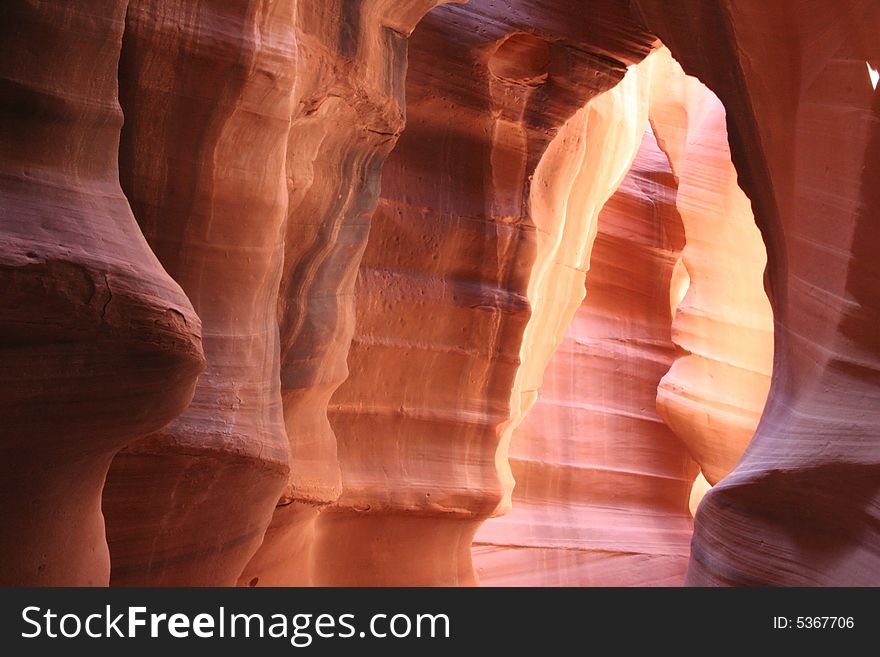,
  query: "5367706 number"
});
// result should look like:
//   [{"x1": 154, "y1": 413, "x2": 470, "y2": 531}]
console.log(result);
[
  {"x1": 773, "y1": 616, "x2": 854, "y2": 629},
  {"x1": 798, "y1": 617, "x2": 853, "y2": 629}
]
